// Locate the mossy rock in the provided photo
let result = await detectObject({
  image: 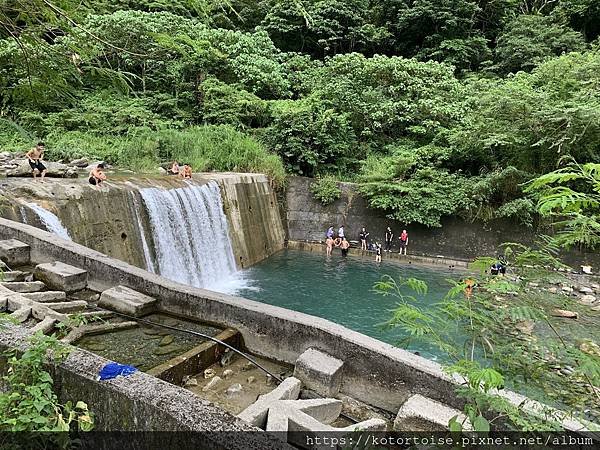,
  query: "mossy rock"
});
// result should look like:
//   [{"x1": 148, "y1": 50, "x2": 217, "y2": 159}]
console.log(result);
[
  {"x1": 153, "y1": 344, "x2": 180, "y2": 356},
  {"x1": 159, "y1": 335, "x2": 174, "y2": 346}
]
